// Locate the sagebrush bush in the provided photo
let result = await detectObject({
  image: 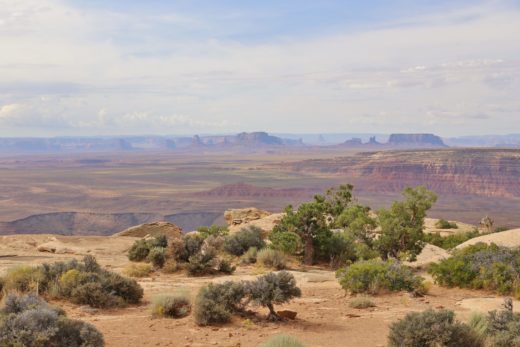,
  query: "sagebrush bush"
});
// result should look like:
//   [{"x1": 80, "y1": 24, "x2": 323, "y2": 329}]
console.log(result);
[
  {"x1": 428, "y1": 243, "x2": 520, "y2": 297},
  {"x1": 241, "y1": 247, "x2": 258, "y2": 264},
  {"x1": 260, "y1": 334, "x2": 306, "y2": 347},
  {"x1": 124, "y1": 263, "x2": 153, "y2": 278},
  {"x1": 186, "y1": 248, "x2": 217, "y2": 276},
  {"x1": 128, "y1": 239, "x2": 151, "y2": 262},
  {"x1": 217, "y1": 259, "x2": 236, "y2": 274},
  {"x1": 485, "y1": 301, "x2": 520, "y2": 347},
  {"x1": 147, "y1": 247, "x2": 166, "y2": 268},
  {"x1": 224, "y1": 226, "x2": 265, "y2": 256},
  {"x1": 194, "y1": 281, "x2": 247, "y2": 326},
  {"x1": 151, "y1": 293, "x2": 191, "y2": 318},
  {"x1": 435, "y1": 219, "x2": 459, "y2": 229},
  {"x1": 246, "y1": 271, "x2": 301, "y2": 321},
  {"x1": 388, "y1": 309, "x2": 483, "y2": 347},
  {"x1": 0, "y1": 294, "x2": 104, "y2": 347},
  {"x1": 256, "y1": 248, "x2": 287, "y2": 270},
  {"x1": 183, "y1": 234, "x2": 205, "y2": 259},
  {"x1": 349, "y1": 297, "x2": 376, "y2": 309},
  {"x1": 336, "y1": 259, "x2": 424, "y2": 295},
  {"x1": 162, "y1": 259, "x2": 178, "y2": 274},
  {"x1": 0, "y1": 256, "x2": 143, "y2": 309},
  {"x1": 197, "y1": 225, "x2": 229, "y2": 238}
]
